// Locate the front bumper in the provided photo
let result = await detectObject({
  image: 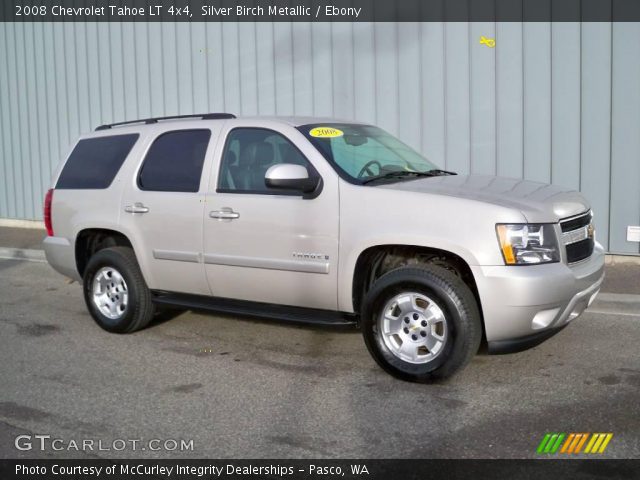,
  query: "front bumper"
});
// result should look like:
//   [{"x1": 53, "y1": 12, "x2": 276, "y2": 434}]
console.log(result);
[
  {"x1": 486, "y1": 324, "x2": 568, "y2": 354},
  {"x1": 471, "y1": 242, "x2": 605, "y2": 353}
]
